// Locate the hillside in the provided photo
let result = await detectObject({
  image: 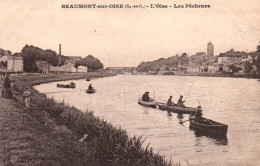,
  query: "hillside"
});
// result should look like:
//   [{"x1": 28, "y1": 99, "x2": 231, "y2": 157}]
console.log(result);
[{"x1": 136, "y1": 54, "x2": 189, "y2": 72}]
